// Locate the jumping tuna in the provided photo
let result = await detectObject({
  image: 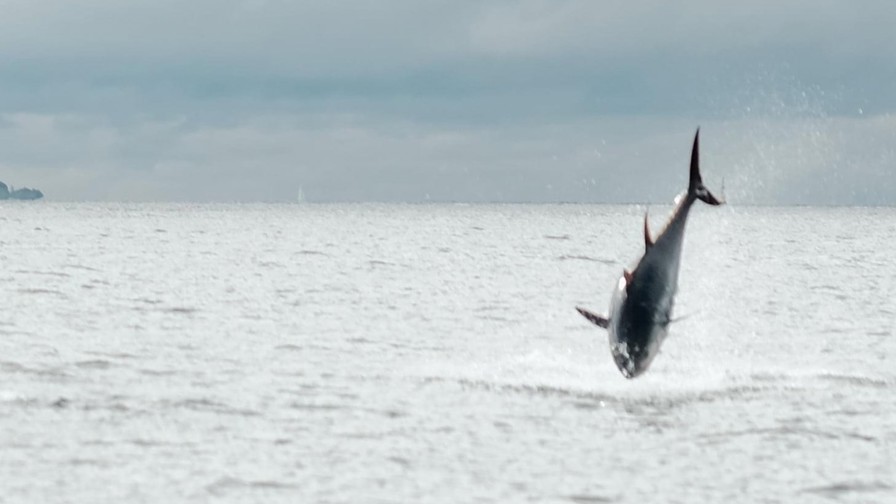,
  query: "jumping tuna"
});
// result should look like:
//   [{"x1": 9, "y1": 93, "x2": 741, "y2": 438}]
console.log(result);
[{"x1": 576, "y1": 129, "x2": 724, "y2": 378}]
